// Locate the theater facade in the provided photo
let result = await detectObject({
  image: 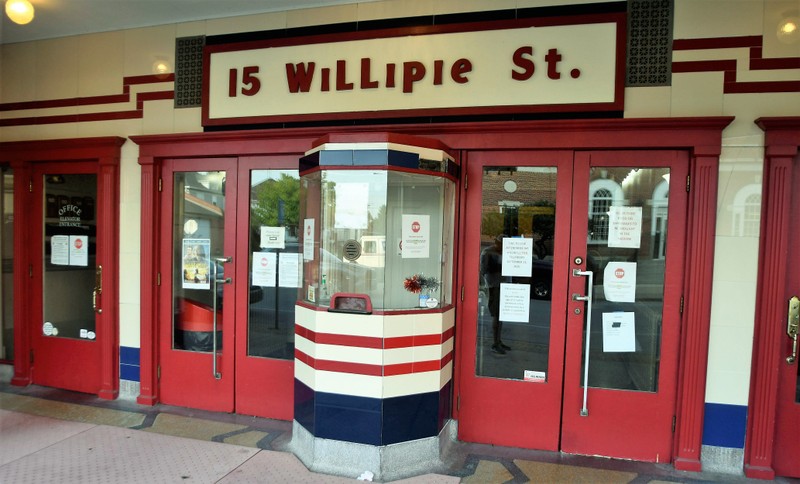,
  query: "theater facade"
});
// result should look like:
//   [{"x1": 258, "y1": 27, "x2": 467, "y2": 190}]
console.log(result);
[{"x1": 1, "y1": 0, "x2": 799, "y2": 479}]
